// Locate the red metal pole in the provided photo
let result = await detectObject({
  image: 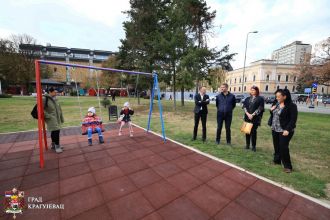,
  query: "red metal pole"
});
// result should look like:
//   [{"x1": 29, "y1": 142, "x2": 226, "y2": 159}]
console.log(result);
[{"x1": 35, "y1": 60, "x2": 45, "y2": 168}]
